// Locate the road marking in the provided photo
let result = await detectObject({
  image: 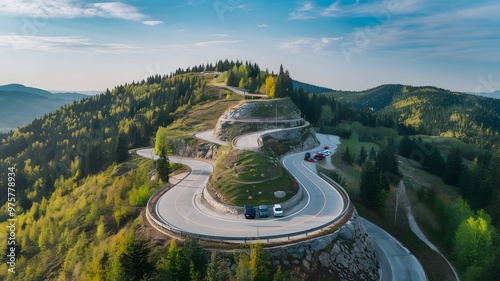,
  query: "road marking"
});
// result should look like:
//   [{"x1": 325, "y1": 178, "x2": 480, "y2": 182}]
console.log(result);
[{"x1": 143, "y1": 134, "x2": 346, "y2": 237}]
